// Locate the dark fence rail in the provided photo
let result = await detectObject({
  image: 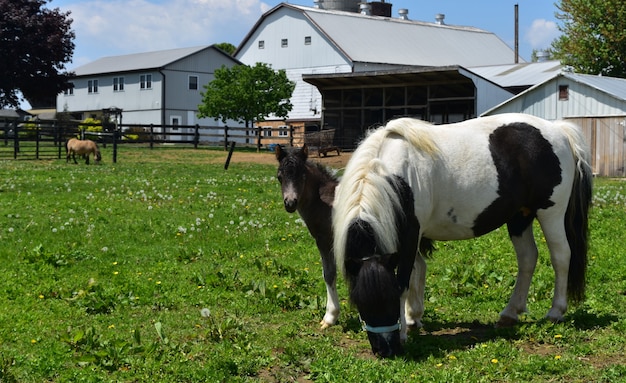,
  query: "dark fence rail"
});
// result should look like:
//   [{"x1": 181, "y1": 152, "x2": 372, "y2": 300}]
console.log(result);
[{"x1": 0, "y1": 119, "x2": 299, "y2": 162}]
